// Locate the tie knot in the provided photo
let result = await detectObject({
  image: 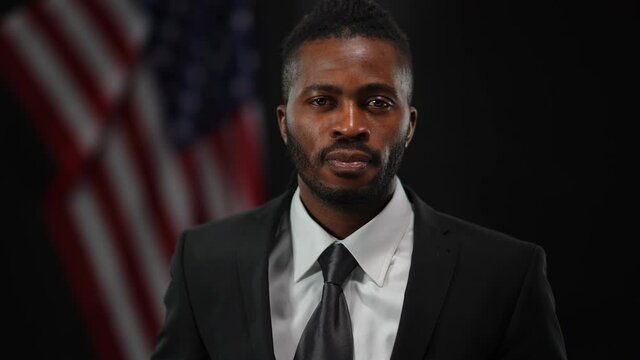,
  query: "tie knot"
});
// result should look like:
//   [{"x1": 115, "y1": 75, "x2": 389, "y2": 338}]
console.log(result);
[{"x1": 317, "y1": 243, "x2": 357, "y2": 286}]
